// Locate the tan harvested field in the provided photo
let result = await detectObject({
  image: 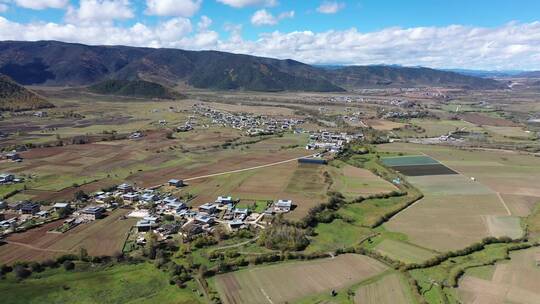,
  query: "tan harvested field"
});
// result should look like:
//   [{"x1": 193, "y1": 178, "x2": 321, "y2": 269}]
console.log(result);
[
  {"x1": 483, "y1": 125, "x2": 531, "y2": 138},
  {"x1": 500, "y1": 194, "x2": 540, "y2": 217},
  {"x1": 485, "y1": 215, "x2": 523, "y2": 239},
  {"x1": 354, "y1": 273, "x2": 414, "y2": 304},
  {"x1": 460, "y1": 113, "x2": 518, "y2": 127},
  {"x1": 214, "y1": 254, "x2": 387, "y2": 304},
  {"x1": 386, "y1": 194, "x2": 508, "y2": 251},
  {"x1": 458, "y1": 248, "x2": 540, "y2": 304},
  {"x1": 188, "y1": 162, "x2": 329, "y2": 220},
  {"x1": 0, "y1": 125, "x2": 311, "y2": 201},
  {"x1": 0, "y1": 209, "x2": 136, "y2": 264},
  {"x1": 406, "y1": 174, "x2": 494, "y2": 196},
  {"x1": 379, "y1": 142, "x2": 540, "y2": 198}
]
